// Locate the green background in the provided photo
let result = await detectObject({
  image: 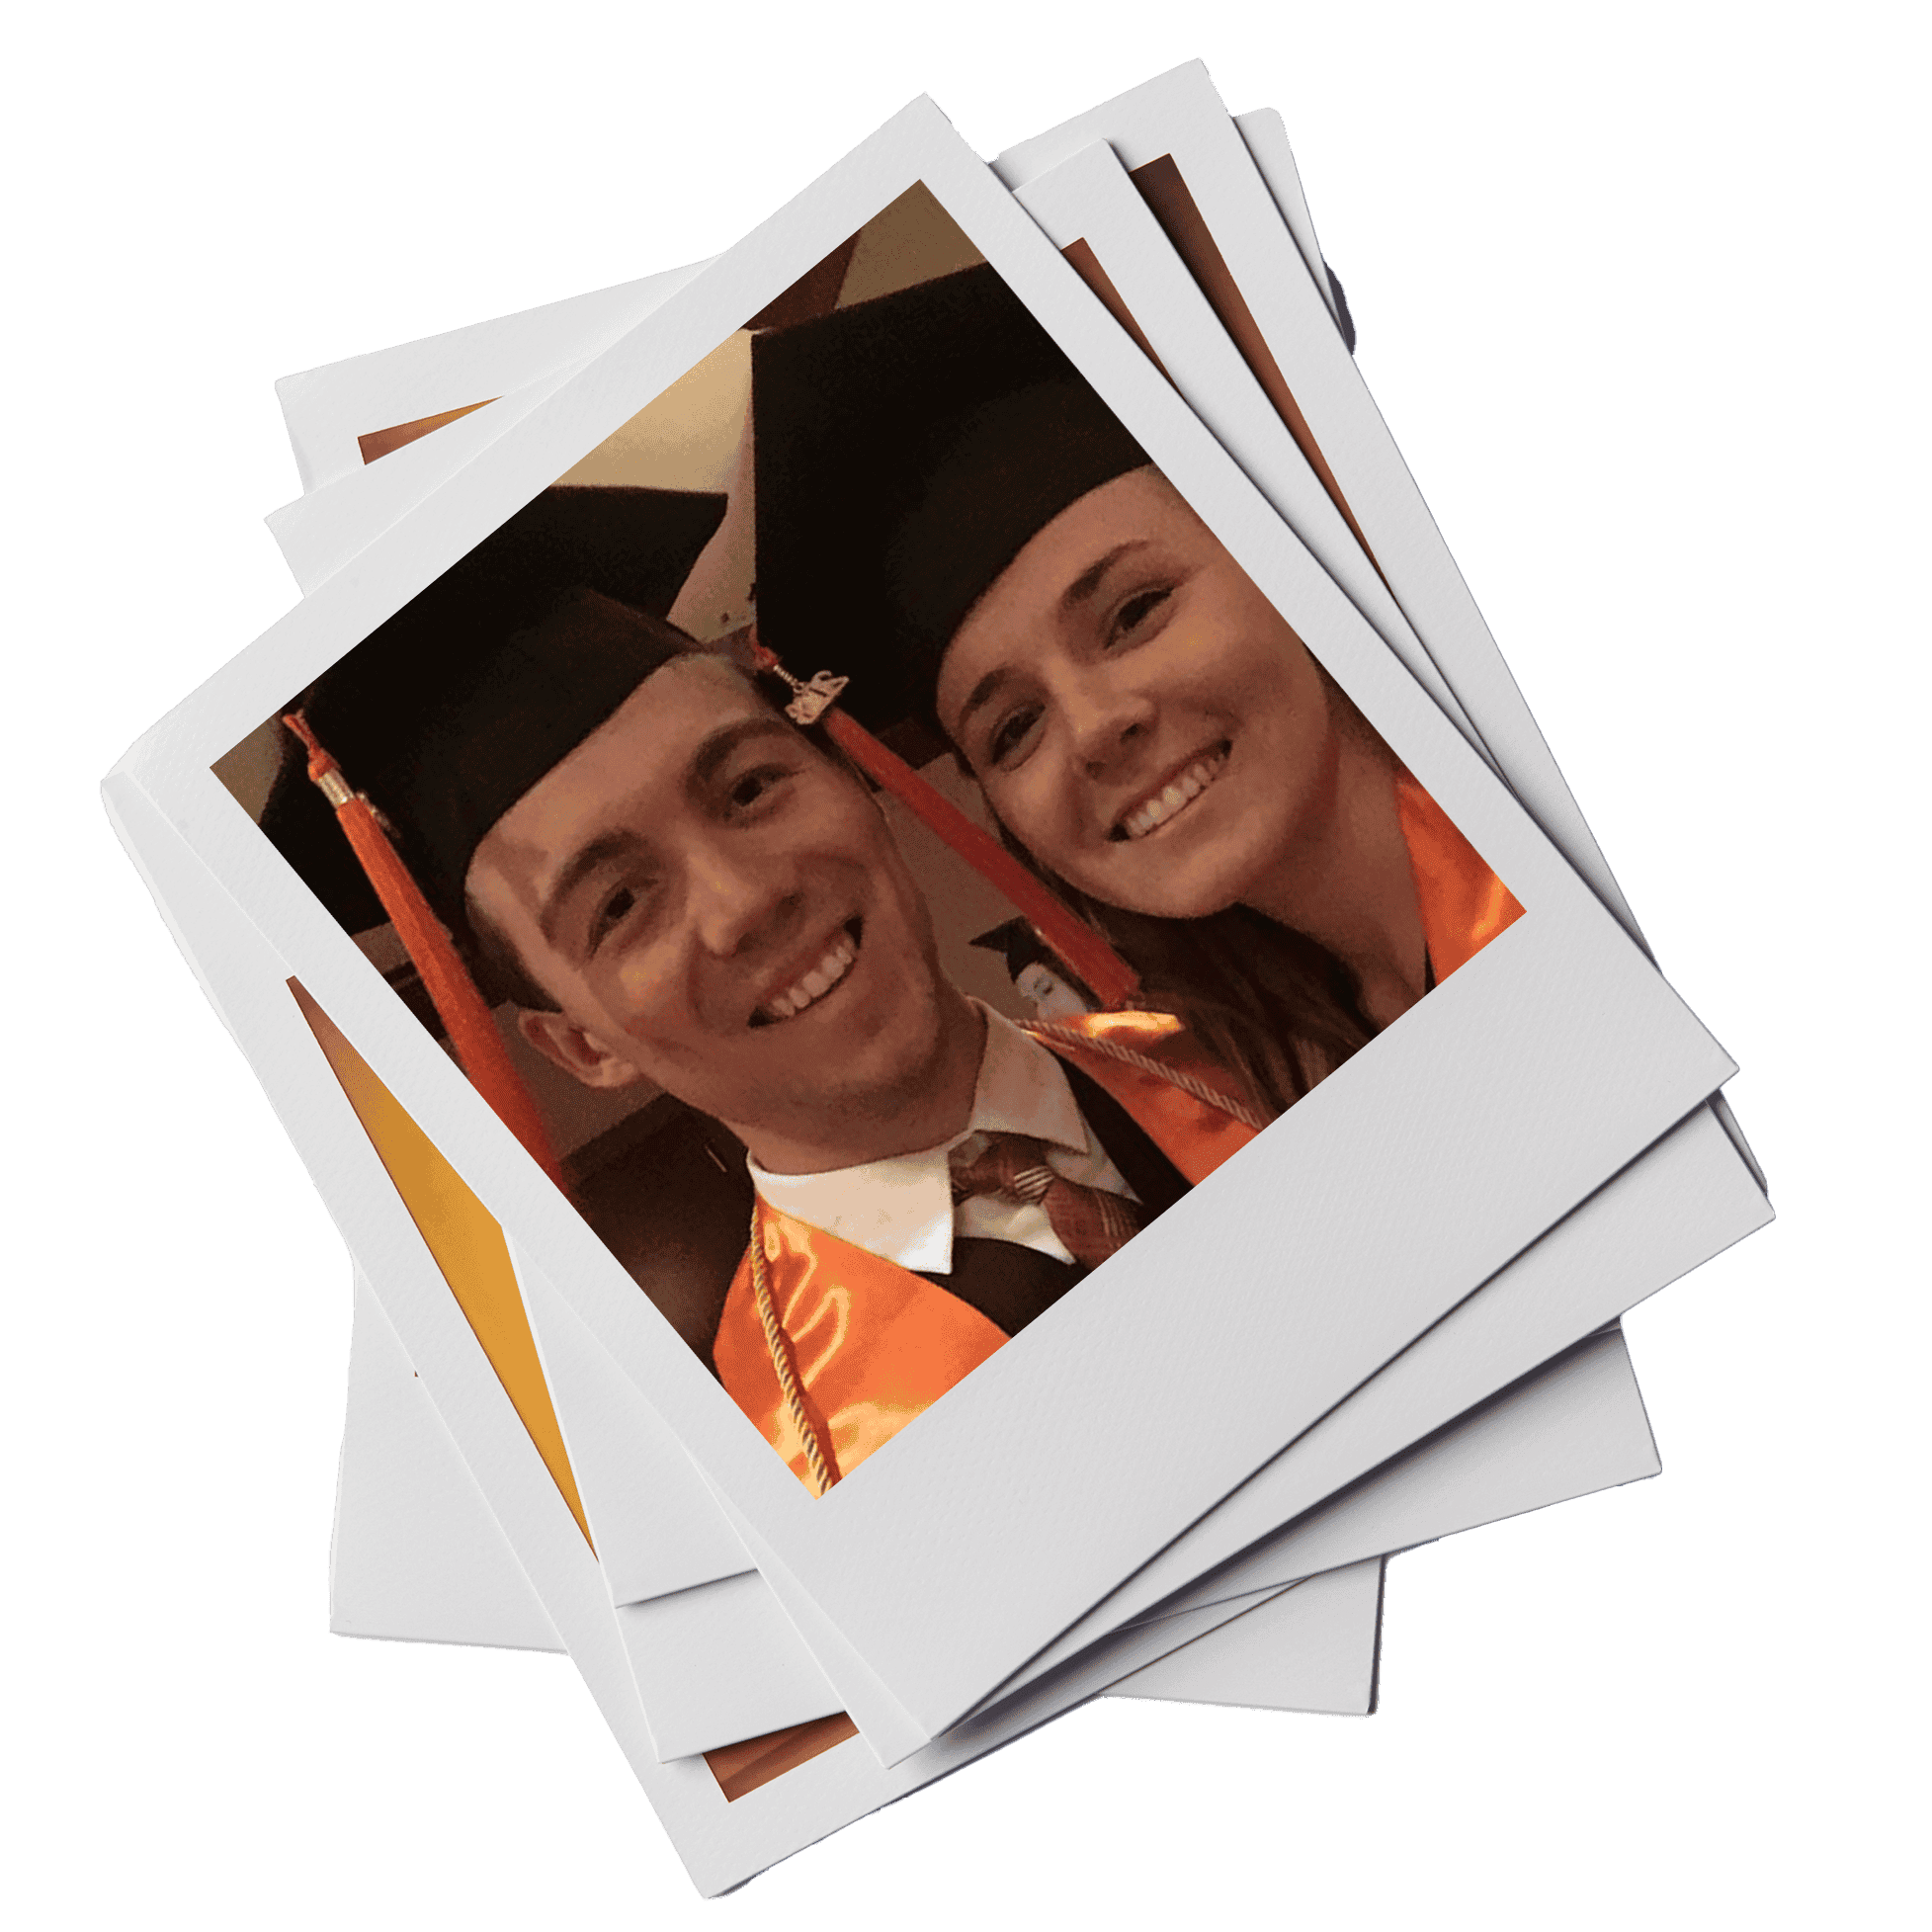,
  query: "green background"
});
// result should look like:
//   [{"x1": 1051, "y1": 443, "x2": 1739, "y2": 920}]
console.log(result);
[{"x1": 11, "y1": 0, "x2": 1916, "y2": 1924}]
